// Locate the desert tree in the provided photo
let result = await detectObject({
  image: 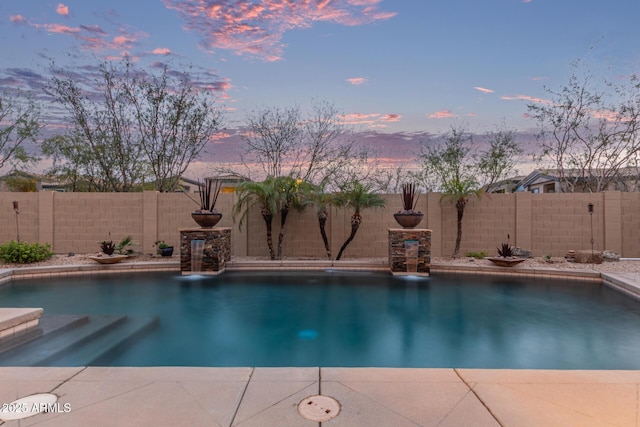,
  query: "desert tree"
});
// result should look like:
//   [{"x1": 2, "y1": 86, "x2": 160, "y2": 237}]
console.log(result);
[
  {"x1": 419, "y1": 126, "x2": 481, "y2": 258},
  {"x1": 419, "y1": 124, "x2": 521, "y2": 257},
  {"x1": 125, "y1": 64, "x2": 223, "y2": 192},
  {"x1": 46, "y1": 59, "x2": 223, "y2": 191},
  {"x1": 477, "y1": 127, "x2": 522, "y2": 191},
  {"x1": 42, "y1": 133, "x2": 107, "y2": 191},
  {"x1": 0, "y1": 92, "x2": 41, "y2": 172},
  {"x1": 46, "y1": 61, "x2": 147, "y2": 191},
  {"x1": 528, "y1": 61, "x2": 640, "y2": 193}
]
